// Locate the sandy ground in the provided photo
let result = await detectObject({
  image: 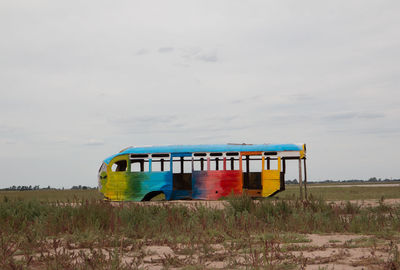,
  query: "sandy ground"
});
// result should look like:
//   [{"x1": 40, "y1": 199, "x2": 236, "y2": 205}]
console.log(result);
[
  {"x1": 15, "y1": 233, "x2": 398, "y2": 269},
  {"x1": 110, "y1": 198, "x2": 400, "y2": 210},
  {"x1": 45, "y1": 194, "x2": 400, "y2": 268},
  {"x1": 138, "y1": 234, "x2": 399, "y2": 269},
  {"x1": 15, "y1": 197, "x2": 400, "y2": 269}
]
